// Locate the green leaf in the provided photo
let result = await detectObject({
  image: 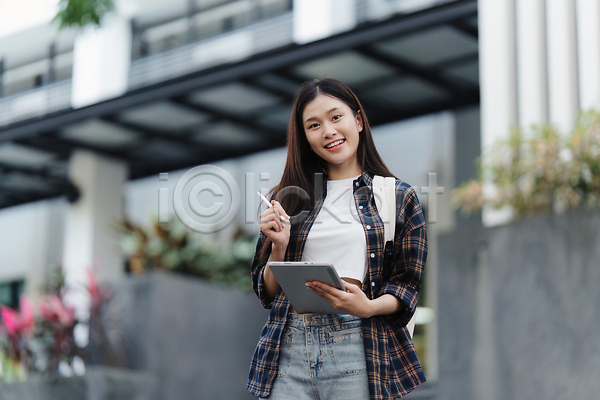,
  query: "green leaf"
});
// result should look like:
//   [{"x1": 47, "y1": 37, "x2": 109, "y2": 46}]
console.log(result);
[{"x1": 53, "y1": 0, "x2": 115, "y2": 30}]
